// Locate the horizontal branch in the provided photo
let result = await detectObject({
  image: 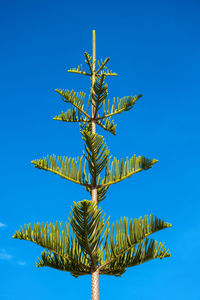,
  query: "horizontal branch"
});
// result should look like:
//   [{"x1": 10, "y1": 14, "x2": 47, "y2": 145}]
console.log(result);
[
  {"x1": 98, "y1": 212, "x2": 171, "y2": 273},
  {"x1": 99, "y1": 156, "x2": 158, "y2": 187},
  {"x1": 97, "y1": 70, "x2": 118, "y2": 77},
  {"x1": 31, "y1": 155, "x2": 91, "y2": 188},
  {"x1": 13, "y1": 222, "x2": 90, "y2": 272},
  {"x1": 96, "y1": 95, "x2": 142, "y2": 120},
  {"x1": 55, "y1": 89, "x2": 91, "y2": 119},
  {"x1": 37, "y1": 251, "x2": 91, "y2": 277},
  {"x1": 99, "y1": 239, "x2": 170, "y2": 275},
  {"x1": 53, "y1": 108, "x2": 90, "y2": 123},
  {"x1": 68, "y1": 63, "x2": 91, "y2": 76}
]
